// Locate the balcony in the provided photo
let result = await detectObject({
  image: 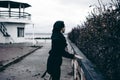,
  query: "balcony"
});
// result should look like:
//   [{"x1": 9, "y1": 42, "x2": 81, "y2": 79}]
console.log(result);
[
  {"x1": 0, "y1": 11, "x2": 31, "y2": 23},
  {"x1": 0, "y1": 0, "x2": 32, "y2": 24}
]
